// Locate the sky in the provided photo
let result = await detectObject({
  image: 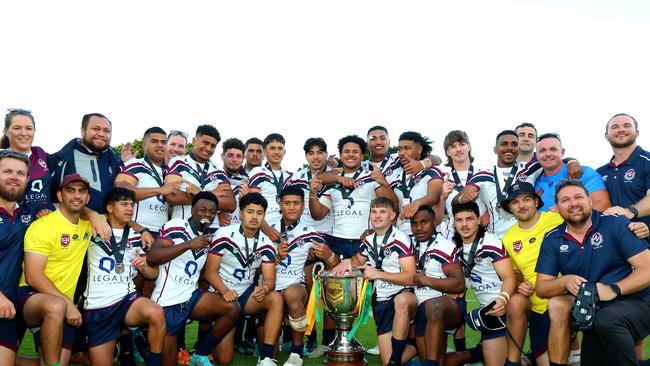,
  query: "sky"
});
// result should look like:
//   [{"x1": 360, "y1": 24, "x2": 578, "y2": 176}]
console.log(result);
[{"x1": 2, "y1": 0, "x2": 650, "y2": 172}]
